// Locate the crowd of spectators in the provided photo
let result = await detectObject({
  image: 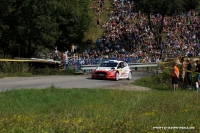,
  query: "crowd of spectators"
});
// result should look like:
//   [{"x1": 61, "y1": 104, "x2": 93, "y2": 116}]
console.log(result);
[{"x1": 61, "y1": 0, "x2": 200, "y2": 66}]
